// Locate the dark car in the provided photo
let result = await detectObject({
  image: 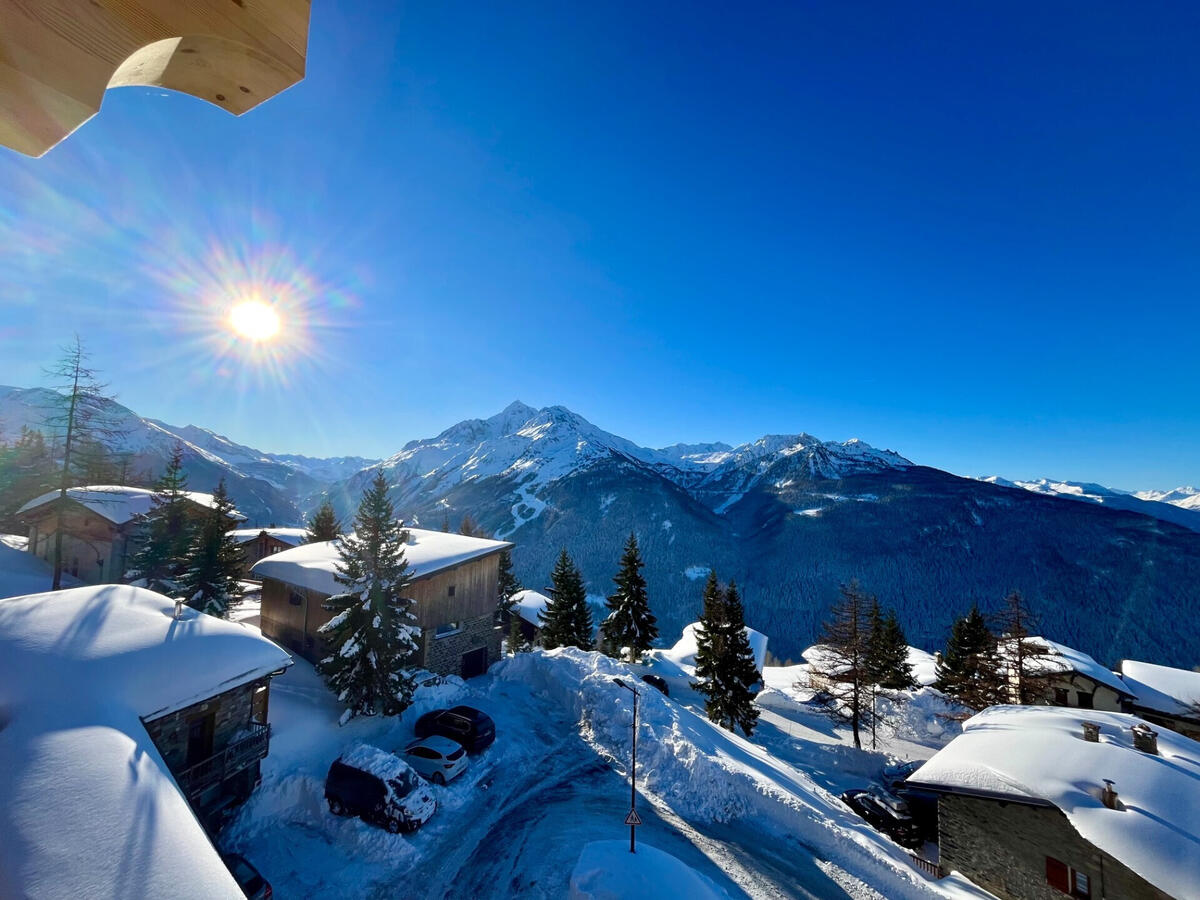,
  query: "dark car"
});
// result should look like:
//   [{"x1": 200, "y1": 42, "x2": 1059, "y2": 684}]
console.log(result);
[
  {"x1": 325, "y1": 747, "x2": 437, "y2": 833},
  {"x1": 640, "y1": 673, "x2": 669, "y2": 696},
  {"x1": 881, "y1": 759, "x2": 924, "y2": 792},
  {"x1": 840, "y1": 787, "x2": 923, "y2": 849},
  {"x1": 414, "y1": 705, "x2": 496, "y2": 753},
  {"x1": 221, "y1": 853, "x2": 272, "y2": 899}
]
